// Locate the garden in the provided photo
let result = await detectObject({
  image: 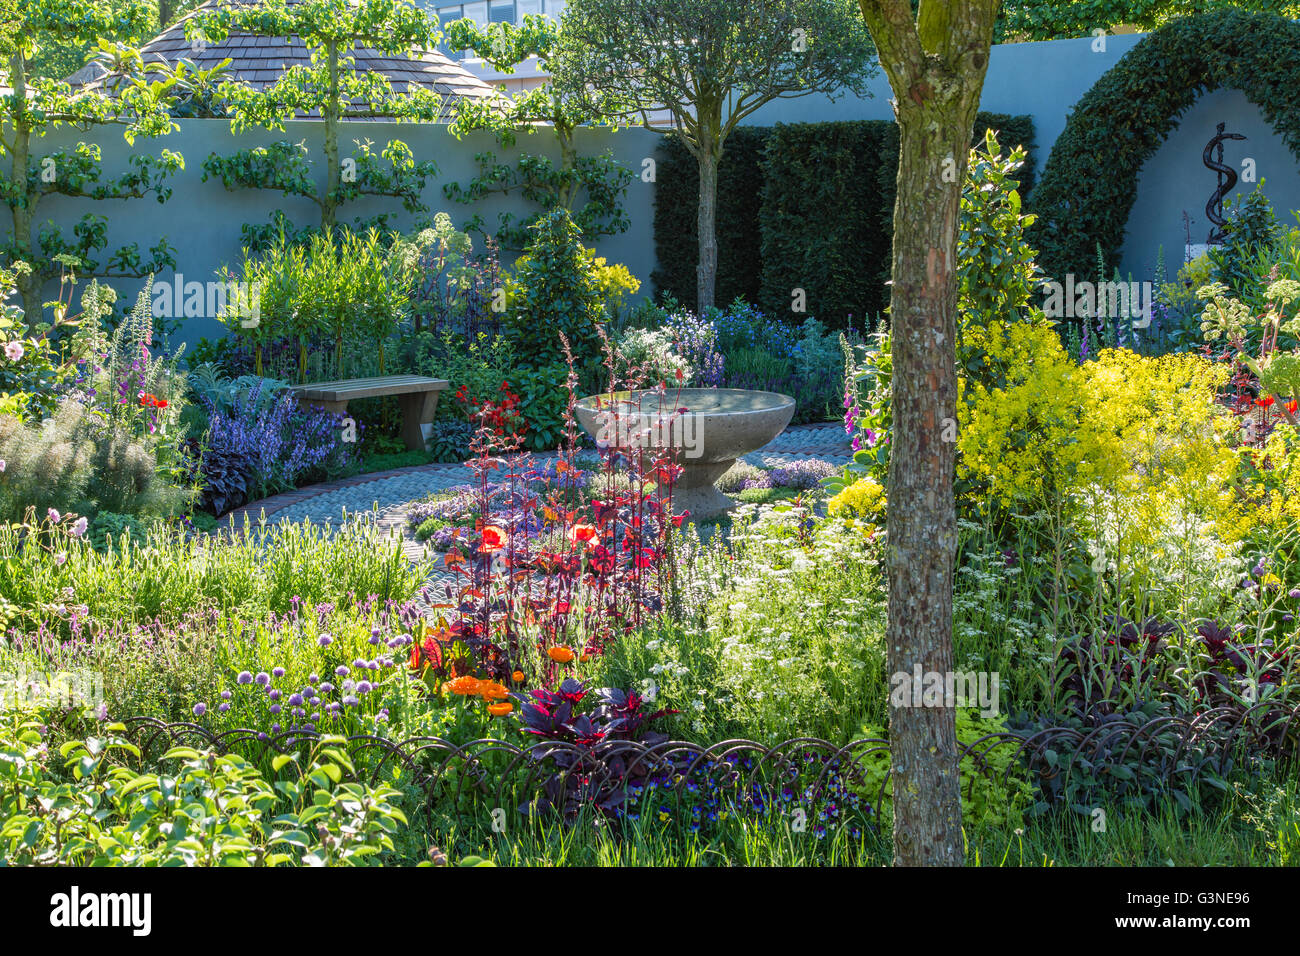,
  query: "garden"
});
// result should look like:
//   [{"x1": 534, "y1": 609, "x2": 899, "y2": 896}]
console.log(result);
[{"x1": 4, "y1": 0, "x2": 1300, "y2": 894}]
